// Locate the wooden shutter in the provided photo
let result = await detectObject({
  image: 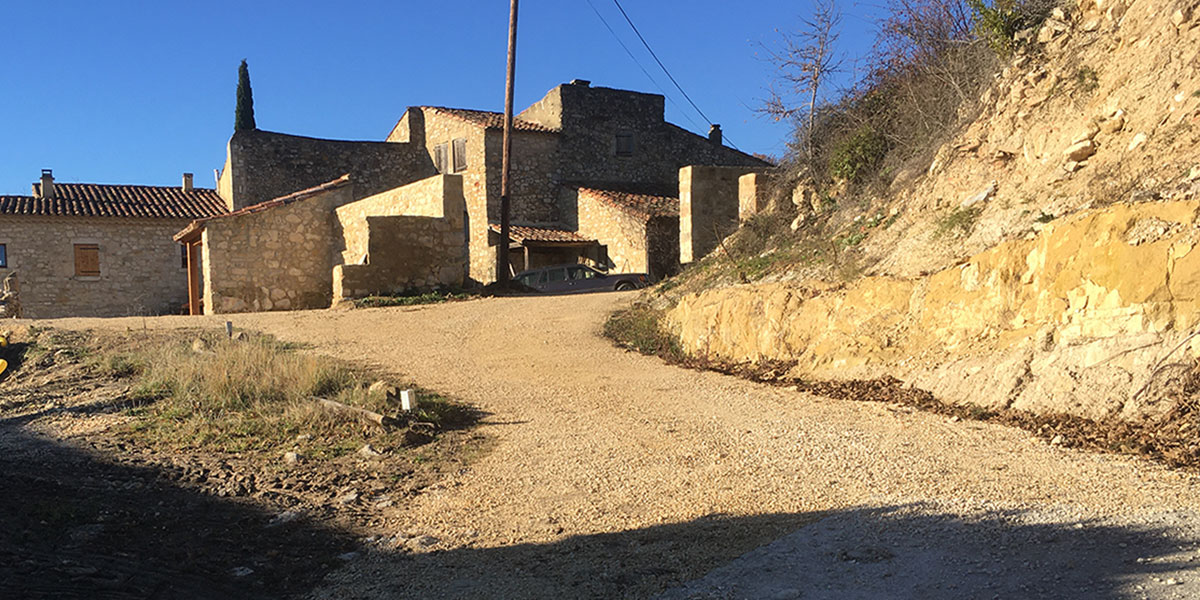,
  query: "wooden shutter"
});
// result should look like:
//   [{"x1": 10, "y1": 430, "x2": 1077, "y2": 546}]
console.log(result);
[
  {"x1": 615, "y1": 132, "x2": 634, "y2": 157},
  {"x1": 74, "y1": 244, "x2": 100, "y2": 276},
  {"x1": 434, "y1": 143, "x2": 448, "y2": 173},
  {"x1": 452, "y1": 138, "x2": 467, "y2": 172}
]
